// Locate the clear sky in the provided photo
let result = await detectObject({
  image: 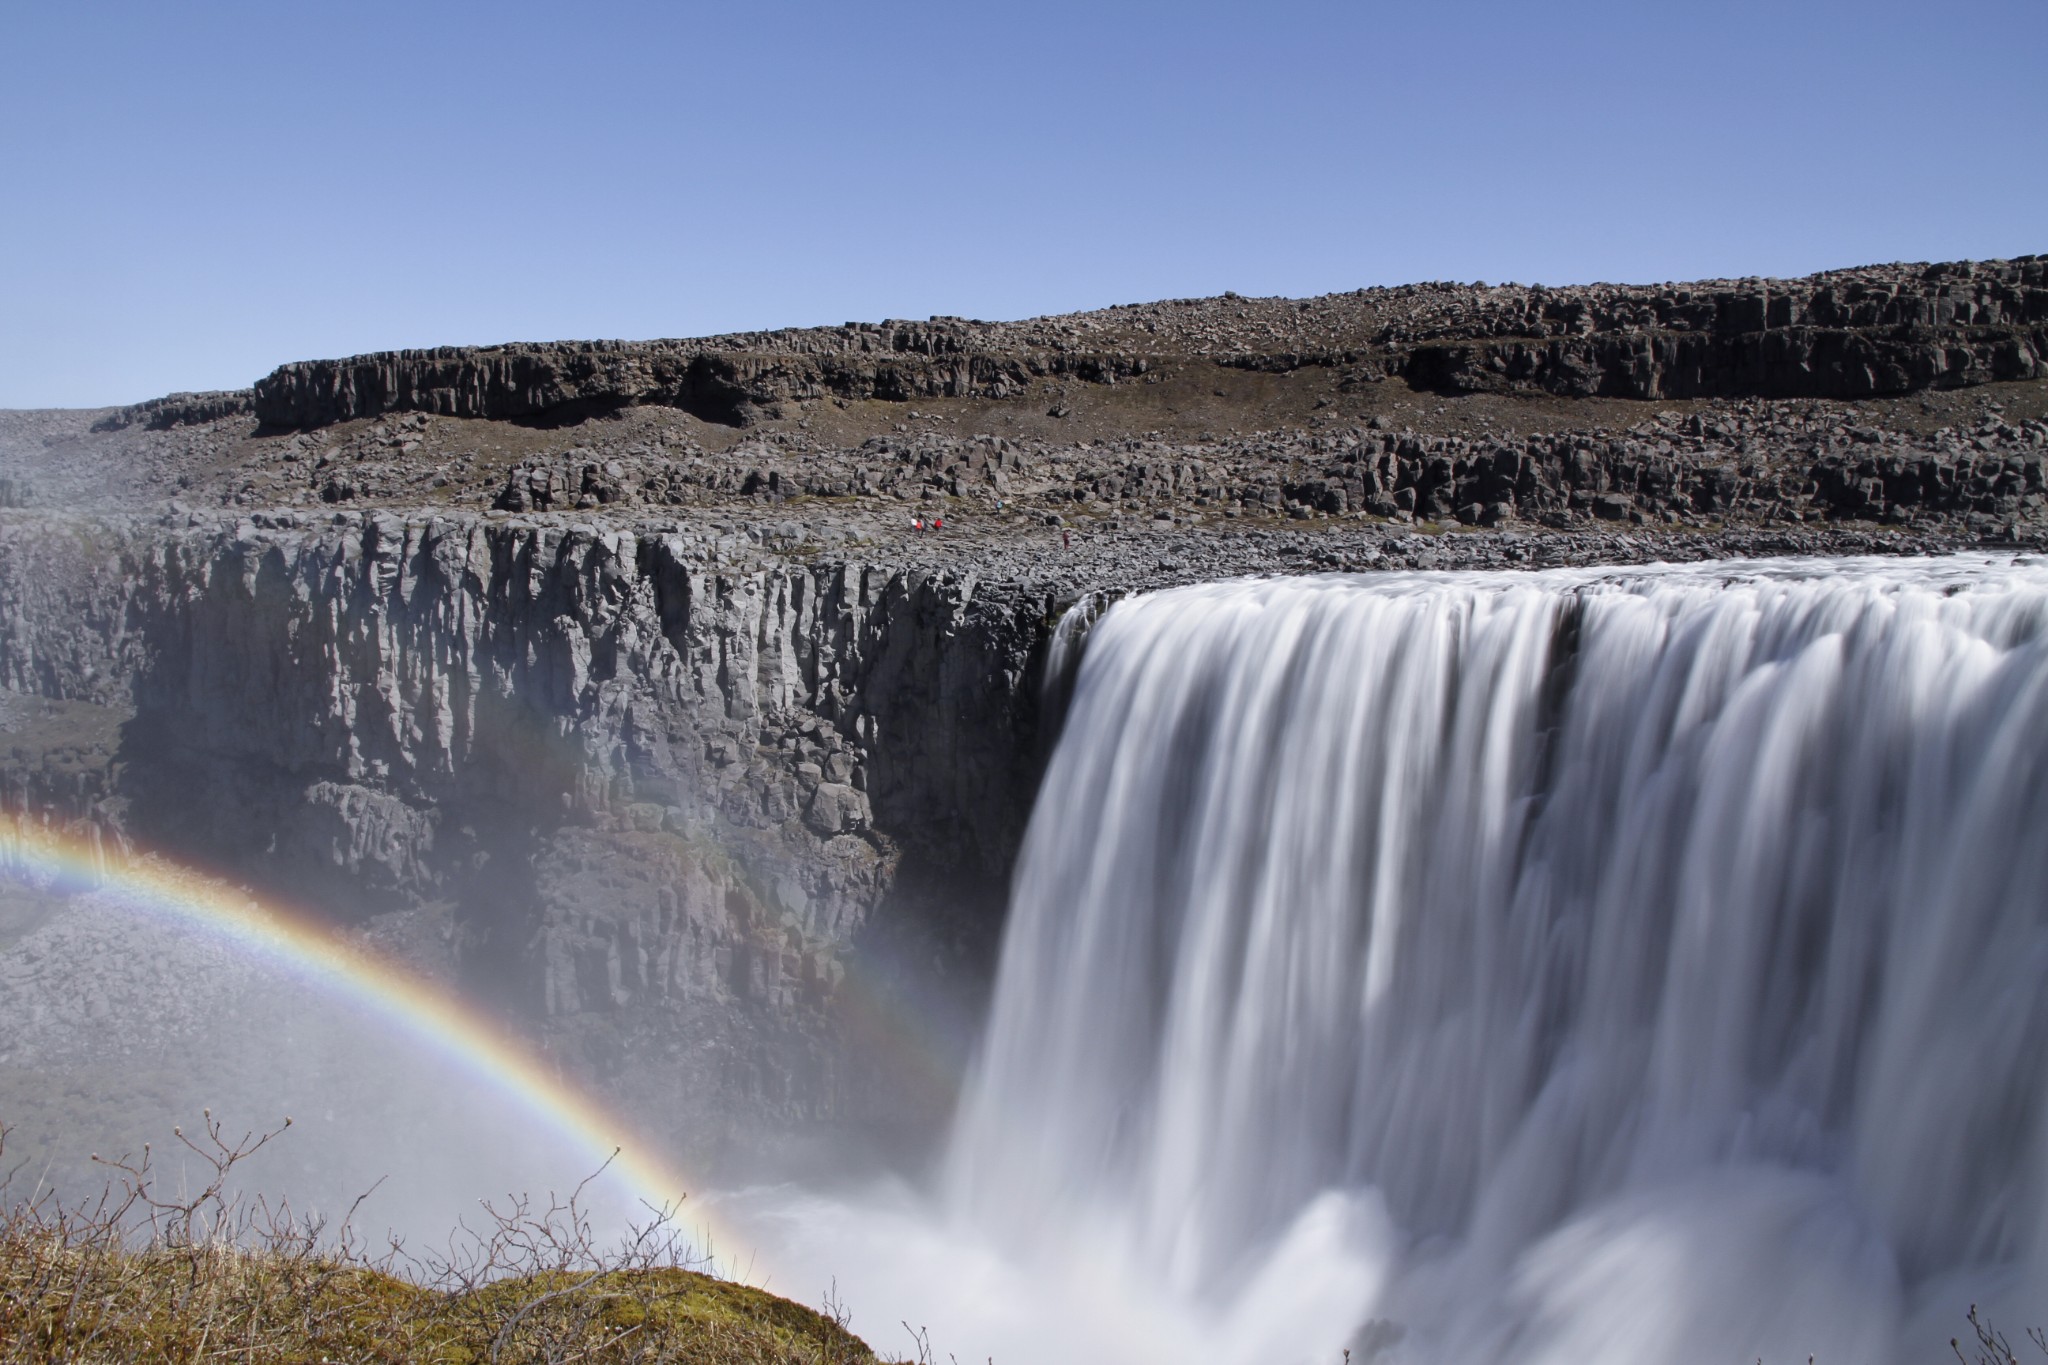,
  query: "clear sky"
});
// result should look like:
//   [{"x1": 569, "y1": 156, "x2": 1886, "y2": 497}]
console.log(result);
[{"x1": 3, "y1": 0, "x2": 2043, "y2": 408}]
